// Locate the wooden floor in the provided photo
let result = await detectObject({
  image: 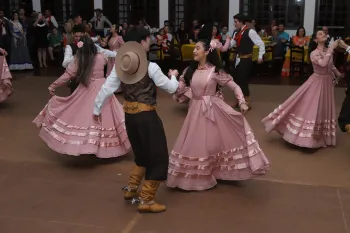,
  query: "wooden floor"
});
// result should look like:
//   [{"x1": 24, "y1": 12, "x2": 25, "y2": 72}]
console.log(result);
[{"x1": 0, "y1": 69, "x2": 350, "y2": 233}]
